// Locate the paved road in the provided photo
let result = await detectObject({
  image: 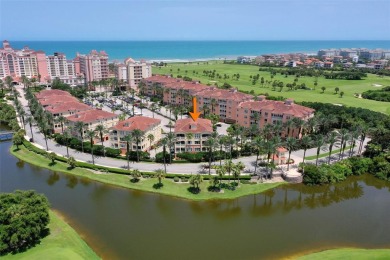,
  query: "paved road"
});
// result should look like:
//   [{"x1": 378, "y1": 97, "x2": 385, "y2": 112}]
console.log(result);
[{"x1": 14, "y1": 85, "x2": 370, "y2": 175}]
